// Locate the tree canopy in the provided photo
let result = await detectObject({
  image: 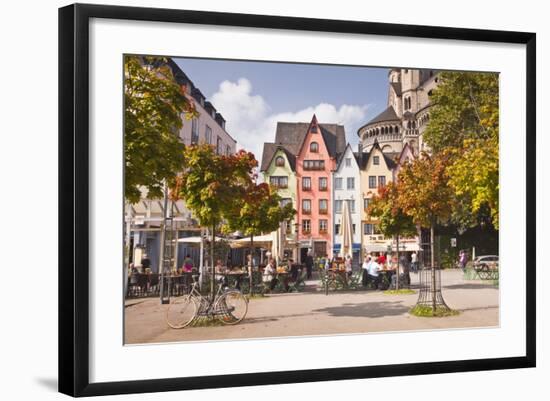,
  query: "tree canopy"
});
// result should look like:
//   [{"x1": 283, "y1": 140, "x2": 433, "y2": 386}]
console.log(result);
[
  {"x1": 223, "y1": 182, "x2": 296, "y2": 239},
  {"x1": 173, "y1": 145, "x2": 257, "y2": 228},
  {"x1": 397, "y1": 153, "x2": 456, "y2": 228},
  {"x1": 367, "y1": 182, "x2": 417, "y2": 238},
  {"x1": 124, "y1": 55, "x2": 196, "y2": 203},
  {"x1": 422, "y1": 71, "x2": 499, "y2": 228}
]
